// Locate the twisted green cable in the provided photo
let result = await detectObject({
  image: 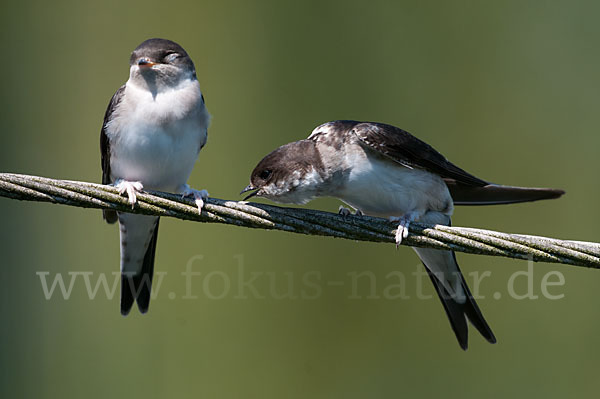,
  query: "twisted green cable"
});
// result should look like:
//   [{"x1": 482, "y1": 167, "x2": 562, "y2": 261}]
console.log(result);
[{"x1": 1, "y1": 173, "x2": 598, "y2": 268}]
